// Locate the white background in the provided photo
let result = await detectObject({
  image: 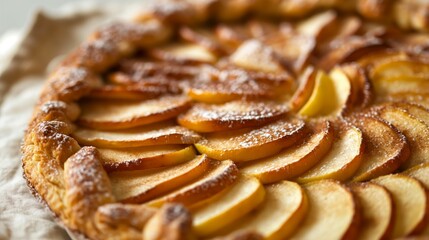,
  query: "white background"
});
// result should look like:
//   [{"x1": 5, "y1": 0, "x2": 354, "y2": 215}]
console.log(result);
[{"x1": 0, "y1": 0, "x2": 138, "y2": 34}]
